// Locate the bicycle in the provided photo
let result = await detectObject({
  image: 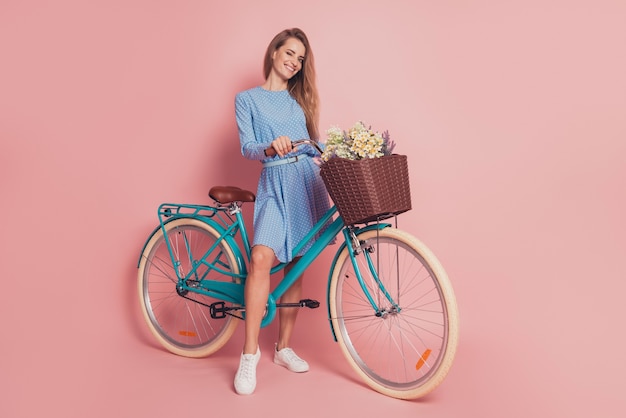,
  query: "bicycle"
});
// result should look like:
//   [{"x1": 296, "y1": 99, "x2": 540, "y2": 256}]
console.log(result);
[{"x1": 136, "y1": 140, "x2": 459, "y2": 400}]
